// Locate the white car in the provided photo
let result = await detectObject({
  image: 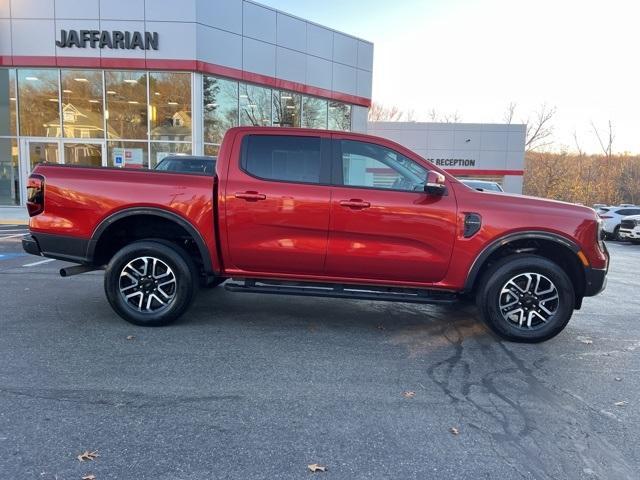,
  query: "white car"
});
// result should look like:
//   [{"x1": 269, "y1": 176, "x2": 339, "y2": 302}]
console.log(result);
[
  {"x1": 597, "y1": 205, "x2": 640, "y2": 240},
  {"x1": 619, "y1": 215, "x2": 640, "y2": 244}
]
